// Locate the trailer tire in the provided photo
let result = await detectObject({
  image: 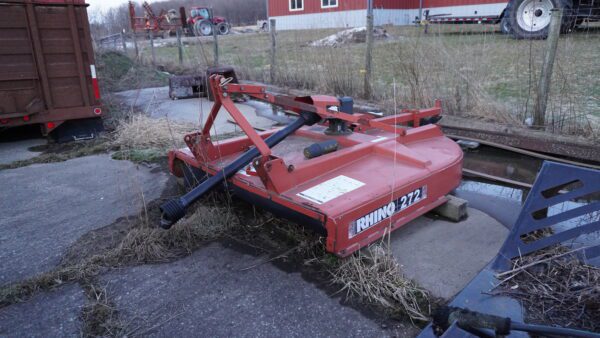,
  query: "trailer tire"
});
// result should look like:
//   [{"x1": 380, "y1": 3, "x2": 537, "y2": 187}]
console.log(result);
[
  {"x1": 217, "y1": 22, "x2": 230, "y2": 35},
  {"x1": 500, "y1": 17, "x2": 512, "y2": 34},
  {"x1": 507, "y1": 0, "x2": 575, "y2": 39}
]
